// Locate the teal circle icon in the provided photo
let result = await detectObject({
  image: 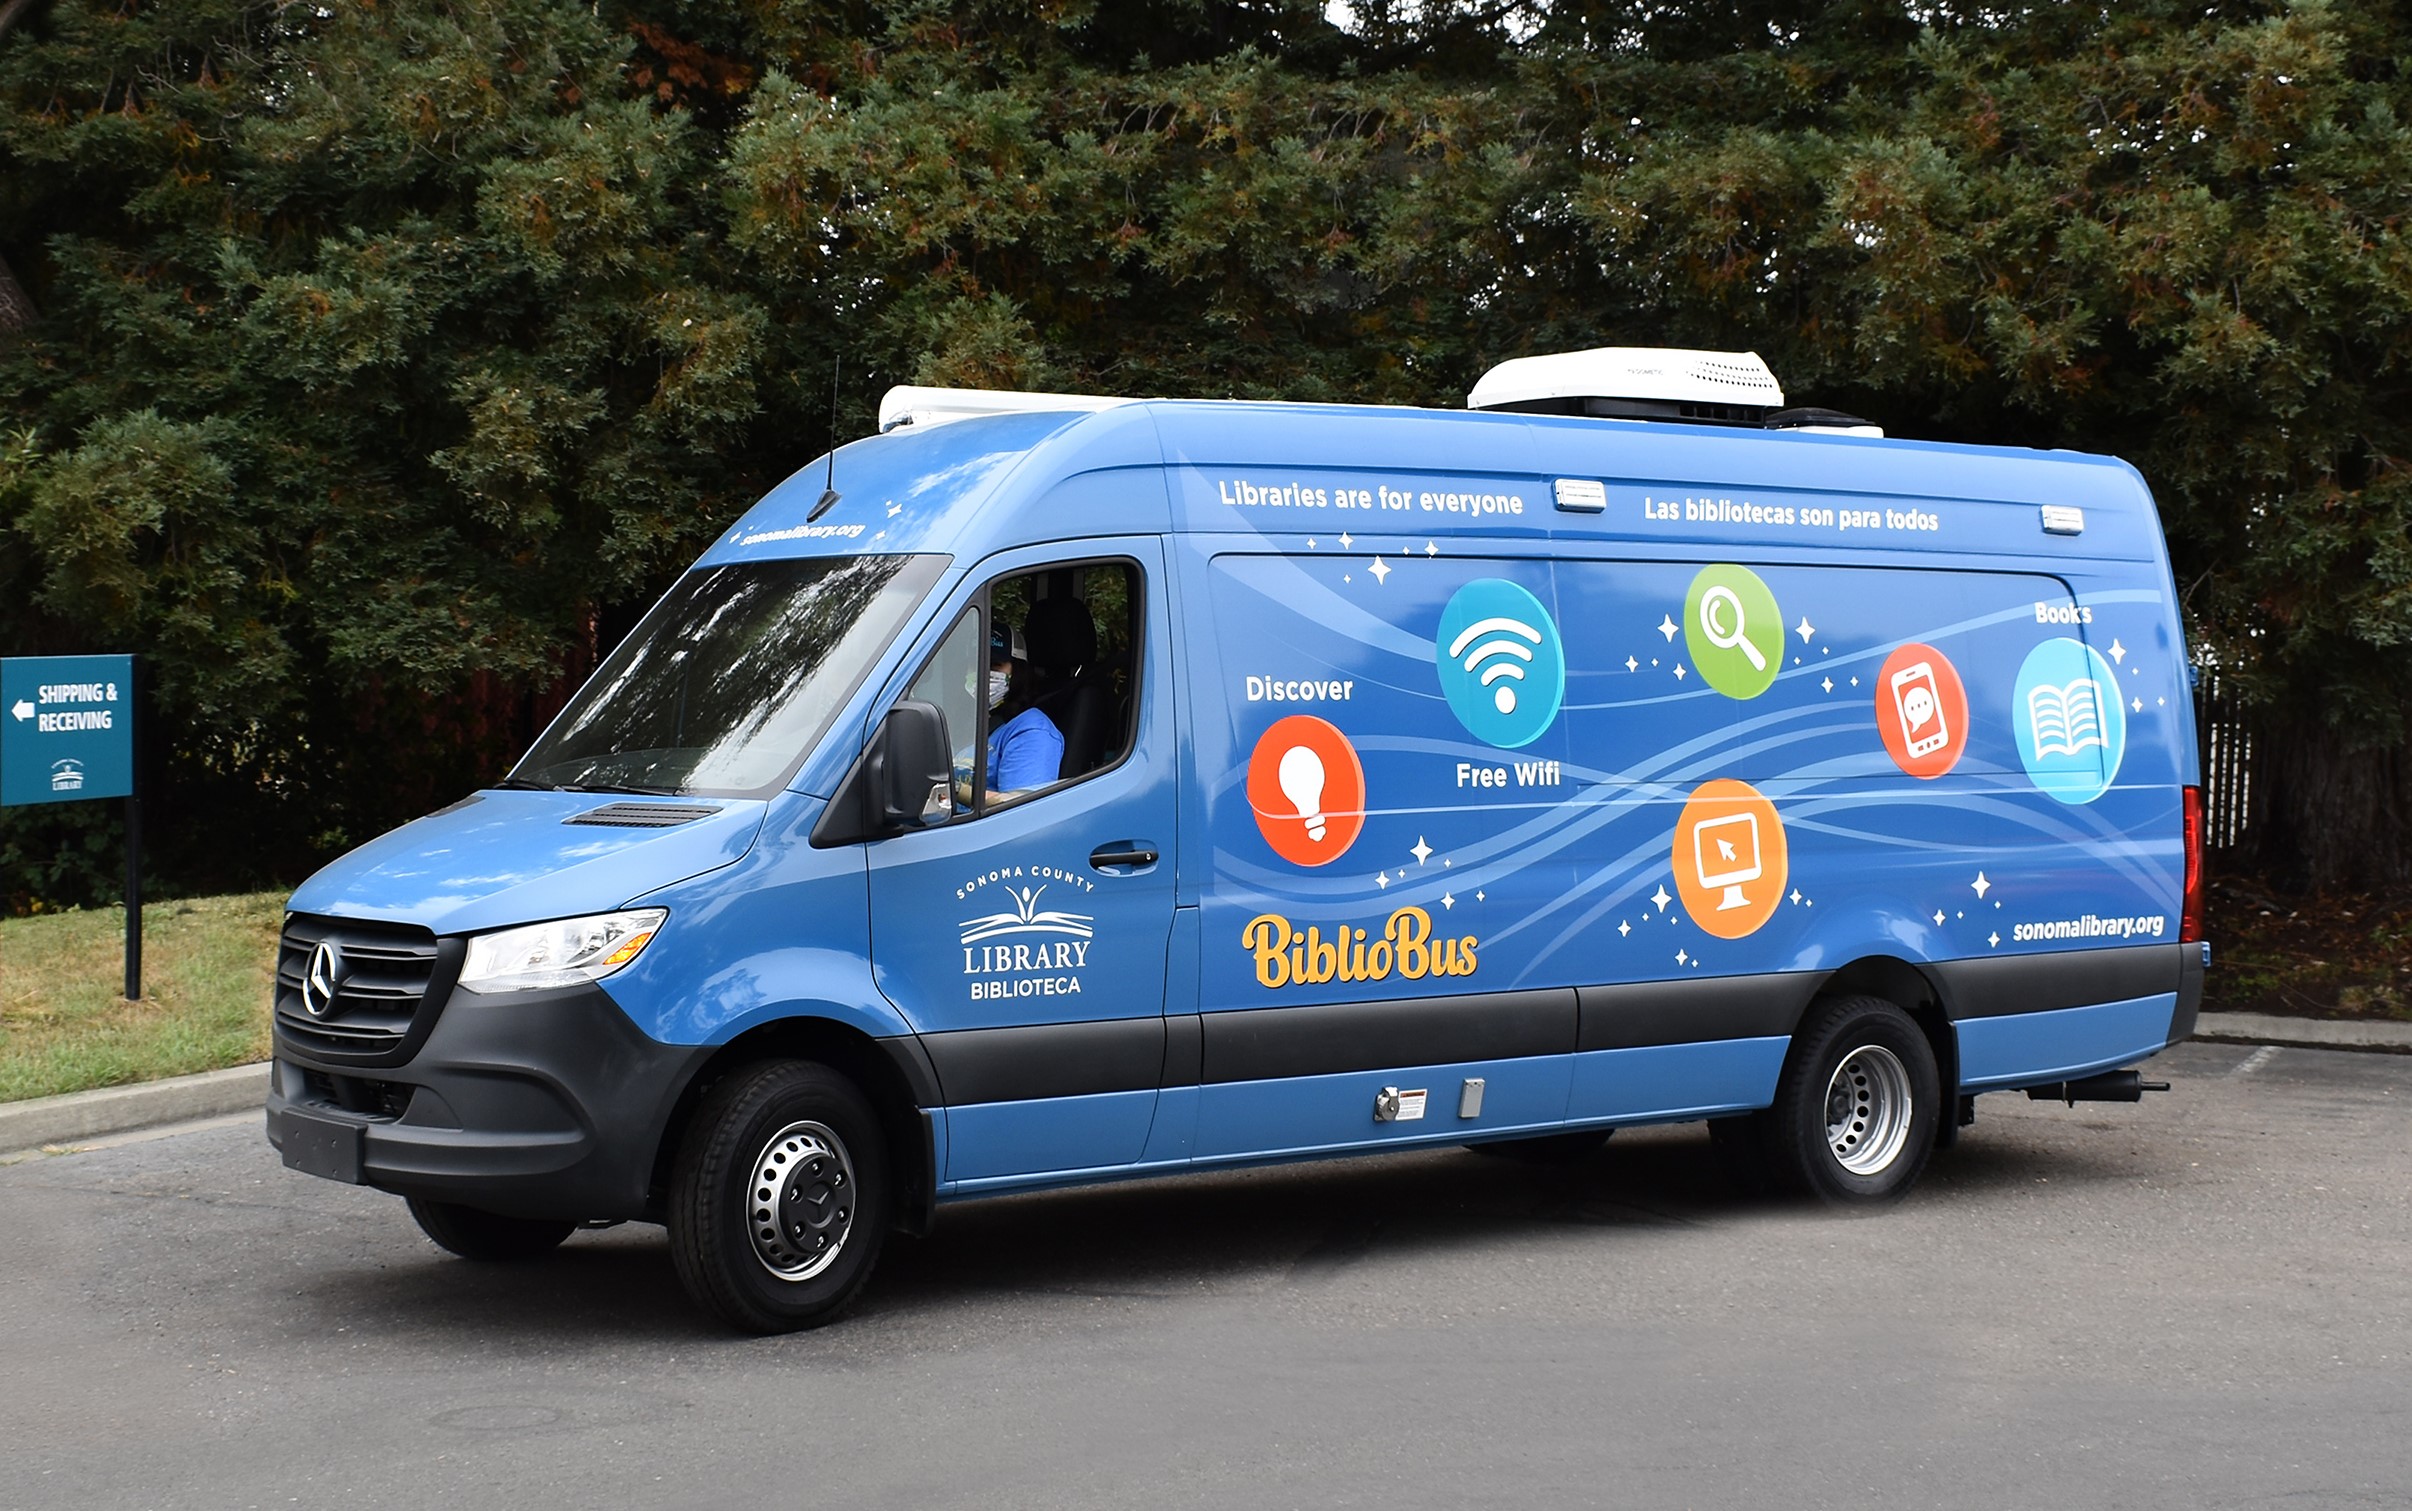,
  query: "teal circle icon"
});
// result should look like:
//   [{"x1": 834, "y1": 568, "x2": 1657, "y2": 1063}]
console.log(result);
[
  {"x1": 1682, "y1": 565, "x2": 1784, "y2": 700},
  {"x1": 2012, "y1": 638, "x2": 2127, "y2": 804},
  {"x1": 1435, "y1": 578, "x2": 1565, "y2": 749}
]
